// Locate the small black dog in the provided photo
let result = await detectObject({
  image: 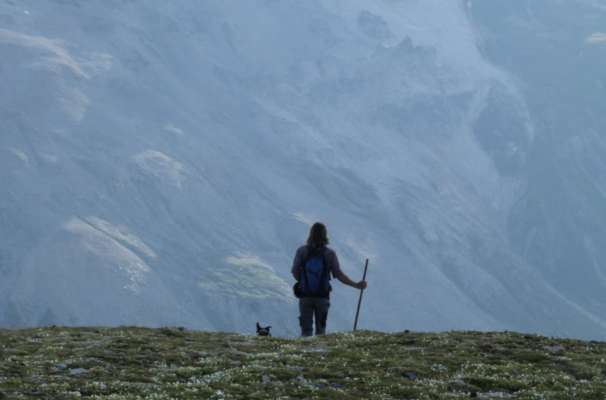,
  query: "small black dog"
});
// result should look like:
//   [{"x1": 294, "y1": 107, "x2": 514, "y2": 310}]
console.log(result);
[{"x1": 256, "y1": 322, "x2": 271, "y2": 337}]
